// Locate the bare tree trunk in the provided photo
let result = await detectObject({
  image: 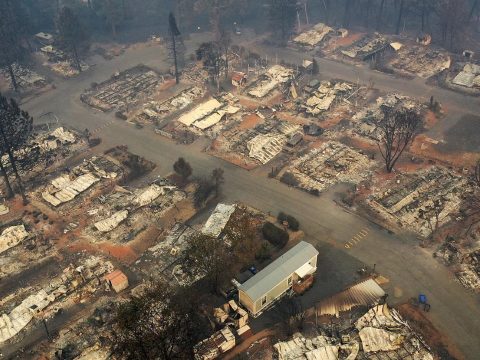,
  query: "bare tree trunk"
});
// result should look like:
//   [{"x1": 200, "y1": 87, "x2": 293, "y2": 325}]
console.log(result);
[
  {"x1": 72, "y1": 43, "x2": 81, "y2": 72},
  {"x1": 6, "y1": 150, "x2": 27, "y2": 204},
  {"x1": 365, "y1": 0, "x2": 372, "y2": 28},
  {"x1": 7, "y1": 64, "x2": 18, "y2": 92},
  {"x1": 211, "y1": 1, "x2": 221, "y2": 42},
  {"x1": 171, "y1": 32, "x2": 179, "y2": 84},
  {"x1": 421, "y1": 0, "x2": 426, "y2": 31},
  {"x1": 376, "y1": 0, "x2": 385, "y2": 30},
  {"x1": 343, "y1": 0, "x2": 351, "y2": 27},
  {"x1": 395, "y1": 0, "x2": 404, "y2": 34},
  {"x1": 470, "y1": 0, "x2": 479, "y2": 20},
  {"x1": 0, "y1": 158, "x2": 14, "y2": 199}
]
